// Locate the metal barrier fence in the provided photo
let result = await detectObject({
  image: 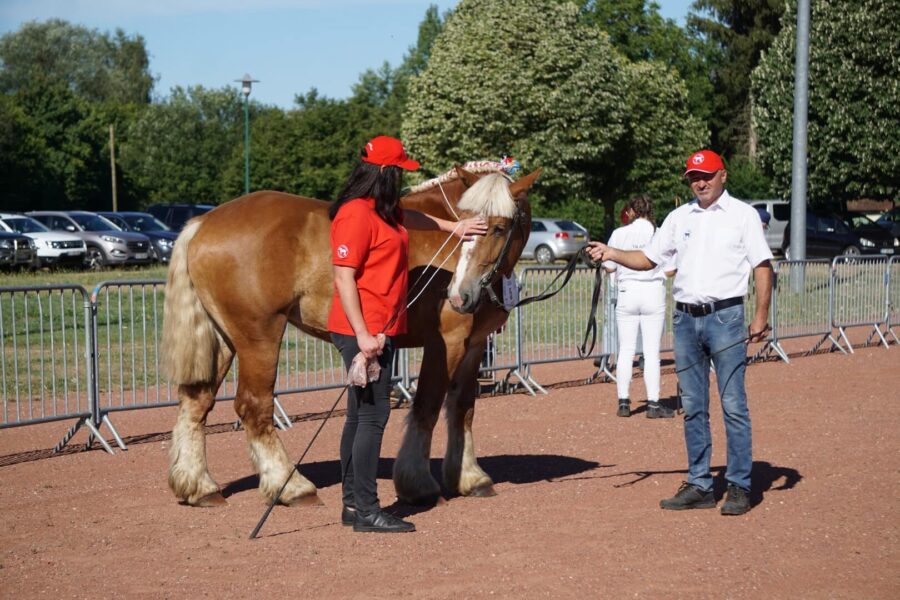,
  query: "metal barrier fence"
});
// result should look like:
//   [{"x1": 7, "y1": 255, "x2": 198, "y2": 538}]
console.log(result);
[{"x1": 1, "y1": 257, "x2": 895, "y2": 454}]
